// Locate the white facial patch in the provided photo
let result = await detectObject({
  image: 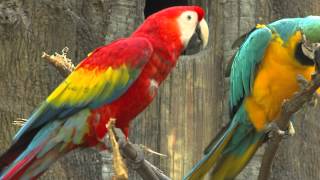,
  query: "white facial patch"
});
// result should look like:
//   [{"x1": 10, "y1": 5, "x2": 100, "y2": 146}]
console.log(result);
[{"x1": 177, "y1": 11, "x2": 199, "y2": 47}]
